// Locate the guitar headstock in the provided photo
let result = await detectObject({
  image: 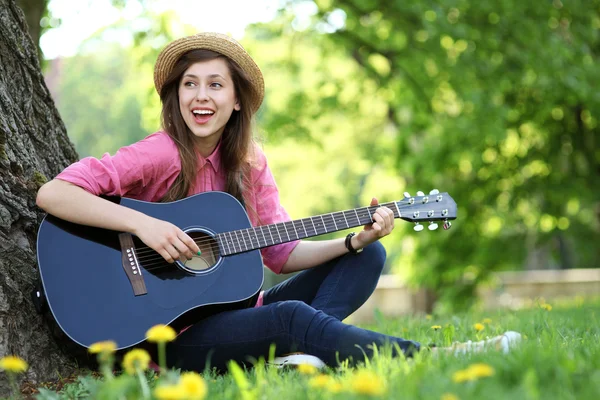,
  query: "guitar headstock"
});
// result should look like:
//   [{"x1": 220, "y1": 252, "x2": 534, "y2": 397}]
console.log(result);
[{"x1": 395, "y1": 189, "x2": 457, "y2": 231}]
